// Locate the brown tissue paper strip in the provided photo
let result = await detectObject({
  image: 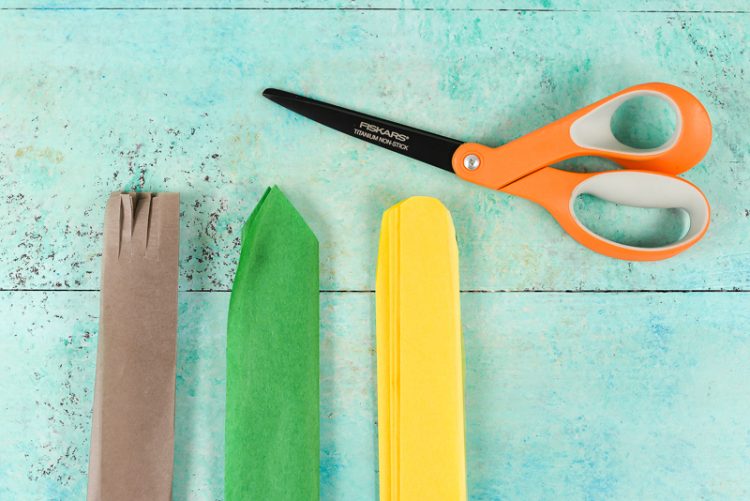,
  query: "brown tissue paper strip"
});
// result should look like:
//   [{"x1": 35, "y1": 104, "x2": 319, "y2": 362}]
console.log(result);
[{"x1": 87, "y1": 192, "x2": 180, "y2": 501}]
